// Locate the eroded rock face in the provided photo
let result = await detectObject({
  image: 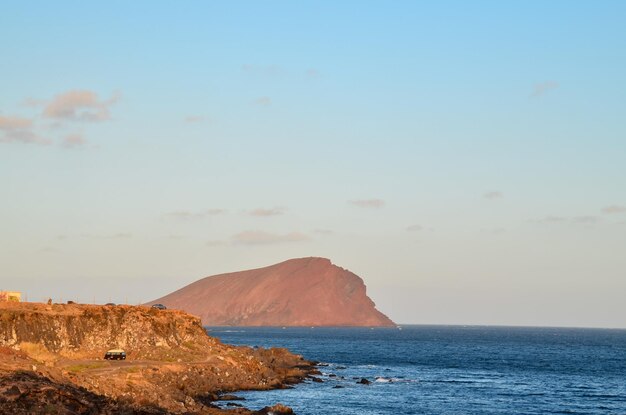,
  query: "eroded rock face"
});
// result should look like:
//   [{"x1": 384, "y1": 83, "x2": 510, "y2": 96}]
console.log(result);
[
  {"x1": 0, "y1": 304, "x2": 315, "y2": 414},
  {"x1": 150, "y1": 257, "x2": 395, "y2": 327},
  {"x1": 0, "y1": 303, "x2": 211, "y2": 359}
]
